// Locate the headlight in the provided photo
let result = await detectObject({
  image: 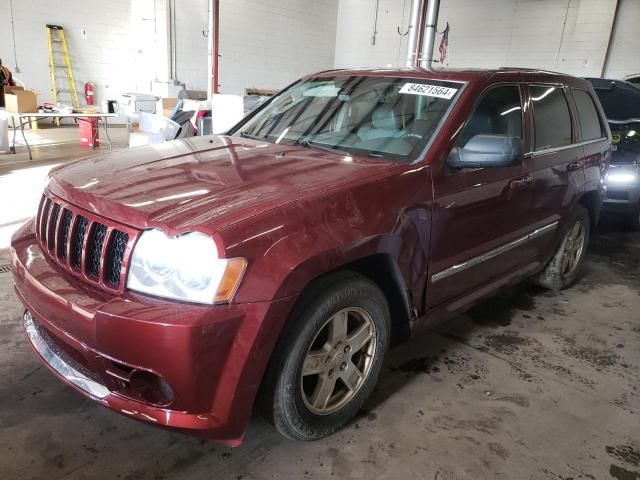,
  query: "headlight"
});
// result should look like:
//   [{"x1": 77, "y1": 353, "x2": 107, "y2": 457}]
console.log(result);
[
  {"x1": 607, "y1": 172, "x2": 638, "y2": 184},
  {"x1": 126, "y1": 229, "x2": 246, "y2": 304}
]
